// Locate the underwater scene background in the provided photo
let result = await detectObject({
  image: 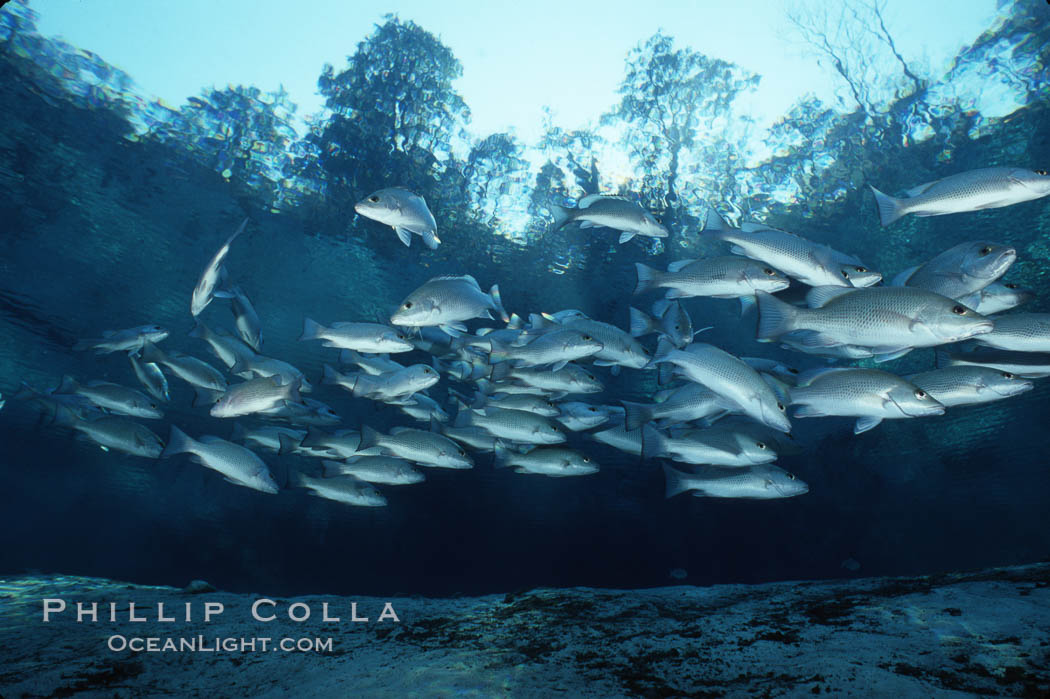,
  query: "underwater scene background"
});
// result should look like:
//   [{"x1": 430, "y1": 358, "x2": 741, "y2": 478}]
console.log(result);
[{"x1": 2, "y1": 0, "x2": 1050, "y2": 602}]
